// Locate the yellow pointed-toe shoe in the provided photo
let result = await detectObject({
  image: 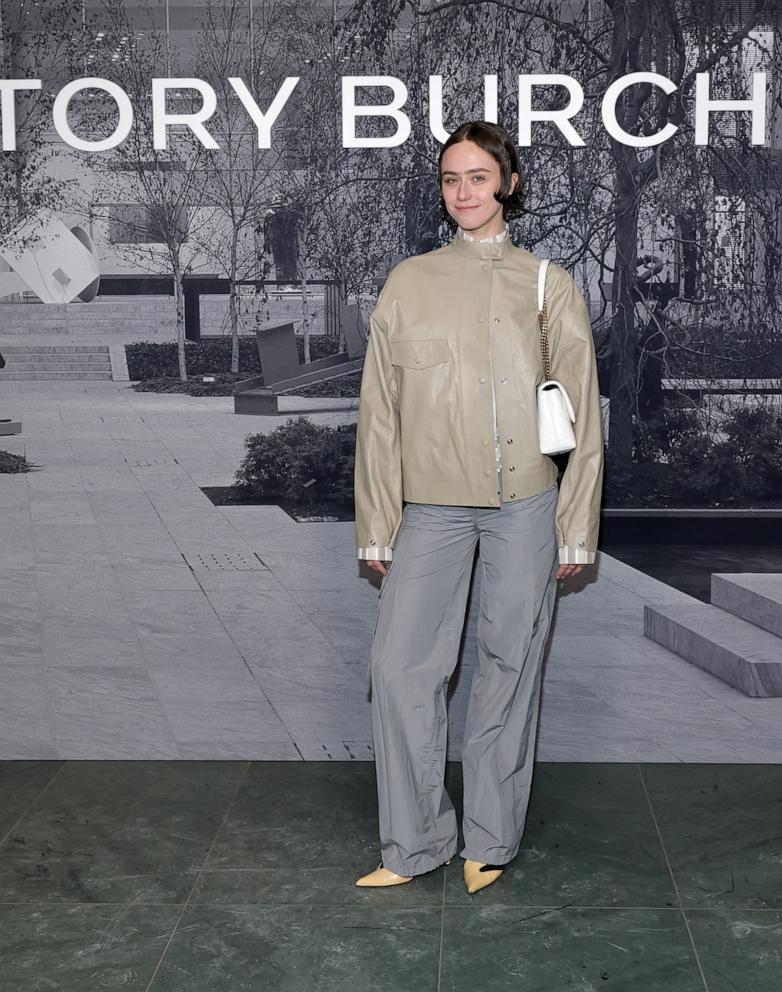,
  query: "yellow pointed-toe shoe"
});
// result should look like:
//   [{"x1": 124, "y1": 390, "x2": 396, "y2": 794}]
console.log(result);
[
  {"x1": 355, "y1": 864, "x2": 413, "y2": 887},
  {"x1": 355, "y1": 858, "x2": 452, "y2": 887},
  {"x1": 463, "y1": 859, "x2": 505, "y2": 894}
]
